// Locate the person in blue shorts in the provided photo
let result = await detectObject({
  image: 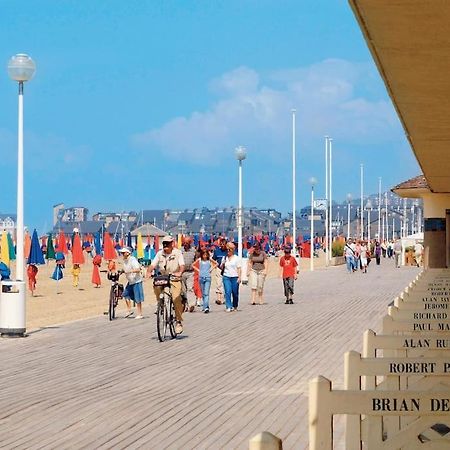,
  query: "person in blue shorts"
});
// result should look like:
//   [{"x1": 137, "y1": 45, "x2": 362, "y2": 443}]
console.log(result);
[{"x1": 118, "y1": 247, "x2": 144, "y2": 319}]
